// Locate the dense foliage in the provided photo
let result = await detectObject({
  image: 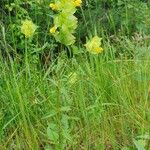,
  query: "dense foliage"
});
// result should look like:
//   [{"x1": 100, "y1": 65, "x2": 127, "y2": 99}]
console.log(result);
[{"x1": 0, "y1": 0, "x2": 150, "y2": 149}]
